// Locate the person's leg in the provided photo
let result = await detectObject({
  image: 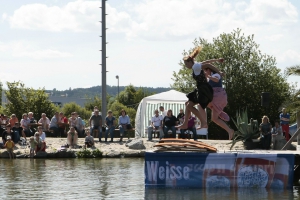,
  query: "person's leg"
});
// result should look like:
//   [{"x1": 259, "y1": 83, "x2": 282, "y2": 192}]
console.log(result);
[
  {"x1": 171, "y1": 126, "x2": 176, "y2": 138},
  {"x1": 110, "y1": 127, "x2": 115, "y2": 142},
  {"x1": 105, "y1": 128, "x2": 109, "y2": 142},
  {"x1": 211, "y1": 110, "x2": 234, "y2": 140},
  {"x1": 180, "y1": 129, "x2": 186, "y2": 139},
  {"x1": 97, "y1": 127, "x2": 102, "y2": 142},
  {"x1": 178, "y1": 101, "x2": 207, "y2": 129},
  {"x1": 159, "y1": 128, "x2": 164, "y2": 140},
  {"x1": 163, "y1": 126, "x2": 168, "y2": 138},
  {"x1": 148, "y1": 126, "x2": 153, "y2": 141},
  {"x1": 191, "y1": 127, "x2": 197, "y2": 141},
  {"x1": 119, "y1": 125, "x2": 124, "y2": 141}
]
